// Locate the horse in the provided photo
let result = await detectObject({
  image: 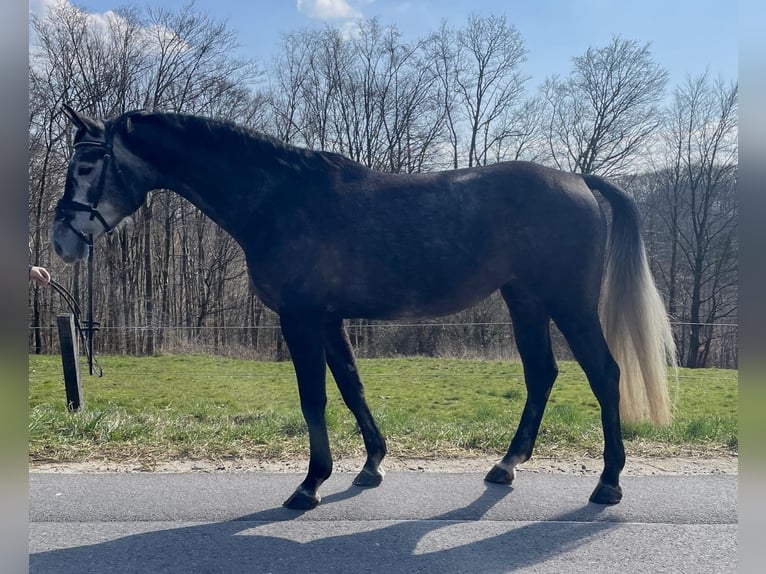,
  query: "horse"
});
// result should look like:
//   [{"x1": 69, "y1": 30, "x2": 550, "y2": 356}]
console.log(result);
[{"x1": 51, "y1": 106, "x2": 677, "y2": 510}]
